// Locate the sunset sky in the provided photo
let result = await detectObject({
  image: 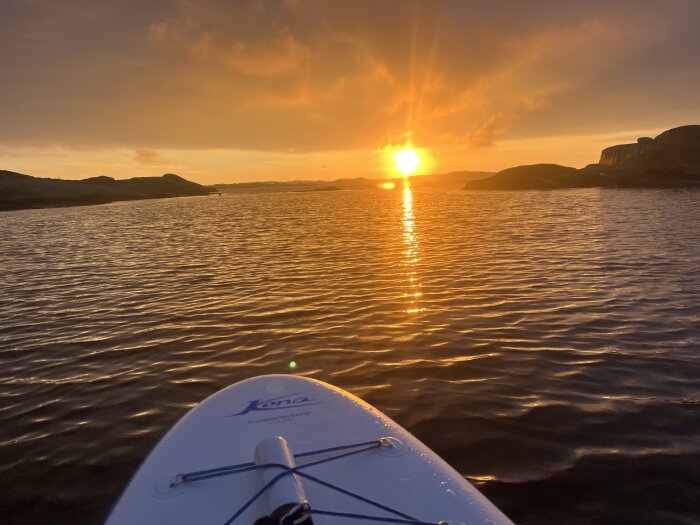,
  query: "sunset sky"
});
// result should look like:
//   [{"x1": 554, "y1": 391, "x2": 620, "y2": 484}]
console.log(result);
[{"x1": 2, "y1": 0, "x2": 700, "y2": 184}]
